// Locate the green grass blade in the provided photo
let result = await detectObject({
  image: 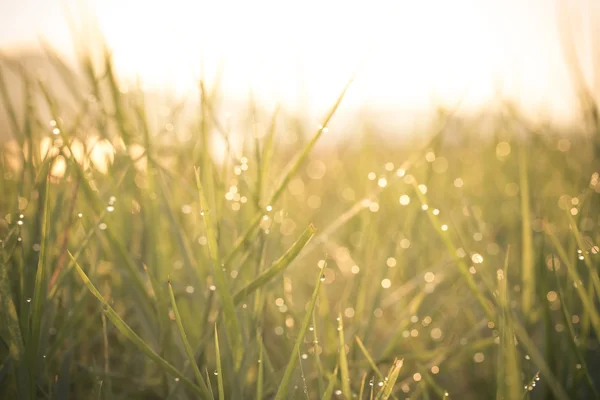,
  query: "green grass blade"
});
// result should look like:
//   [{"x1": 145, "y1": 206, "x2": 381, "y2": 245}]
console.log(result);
[
  {"x1": 355, "y1": 336, "x2": 384, "y2": 382},
  {"x1": 222, "y1": 76, "x2": 355, "y2": 265},
  {"x1": 214, "y1": 325, "x2": 225, "y2": 400},
  {"x1": 27, "y1": 180, "x2": 50, "y2": 397},
  {"x1": 268, "y1": 76, "x2": 355, "y2": 206},
  {"x1": 412, "y1": 180, "x2": 494, "y2": 319},
  {"x1": 510, "y1": 316, "x2": 570, "y2": 400},
  {"x1": 552, "y1": 258, "x2": 599, "y2": 397},
  {"x1": 564, "y1": 210, "x2": 600, "y2": 297},
  {"x1": 256, "y1": 338, "x2": 264, "y2": 400},
  {"x1": 274, "y1": 266, "x2": 326, "y2": 400},
  {"x1": 545, "y1": 223, "x2": 600, "y2": 338},
  {"x1": 337, "y1": 313, "x2": 351, "y2": 399},
  {"x1": 68, "y1": 252, "x2": 206, "y2": 398},
  {"x1": 321, "y1": 366, "x2": 338, "y2": 400},
  {"x1": 358, "y1": 372, "x2": 367, "y2": 400},
  {"x1": 0, "y1": 257, "x2": 24, "y2": 362},
  {"x1": 233, "y1": 224, "x2": 316, "y2": 305},
  {"x1": 194, "y1": 166, "x2": 243, "y2": 368},
  {"x1": 377, "y1": 359, "x2": 403, "y2": 400},
  {"x1": 167, "y1": 278, "x2": 211, "y2": 398},
  {"x1": 497, "y1": 247, "x2": 521, "y2": 400},
  {"x1": 518, "y1": 145, "x2": 534, "y2": 318}
]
